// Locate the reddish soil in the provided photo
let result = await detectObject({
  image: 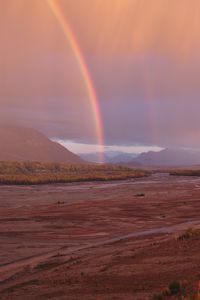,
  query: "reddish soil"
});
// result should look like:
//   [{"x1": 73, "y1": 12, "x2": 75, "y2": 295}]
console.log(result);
[{"x1": 1, "y1": 173, "x2": 200, "y2": 299}]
